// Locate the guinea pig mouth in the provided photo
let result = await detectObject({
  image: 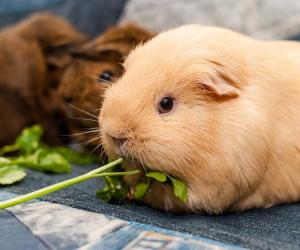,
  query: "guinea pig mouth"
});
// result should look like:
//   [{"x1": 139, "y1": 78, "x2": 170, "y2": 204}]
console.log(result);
[{"x1": 122, "y1": 157, "x2": 156, "y2": 174}]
